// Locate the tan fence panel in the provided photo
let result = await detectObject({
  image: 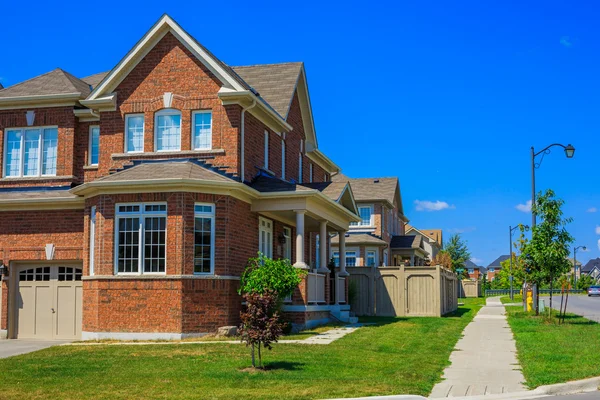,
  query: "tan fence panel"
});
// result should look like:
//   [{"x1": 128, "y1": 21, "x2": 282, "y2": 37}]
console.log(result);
[
  {"x1": 406, "y1": 273, "x2": 436, "y2": 316},
  {"x1": 459, "y1": 280, "x2": 481, "y2": 298},
  {"x1": 348, "y1": 269, "x2": 374, "y2": 316},
  {"x1": 376, "y1": 272, "x2": 402, "y2": 316}
]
